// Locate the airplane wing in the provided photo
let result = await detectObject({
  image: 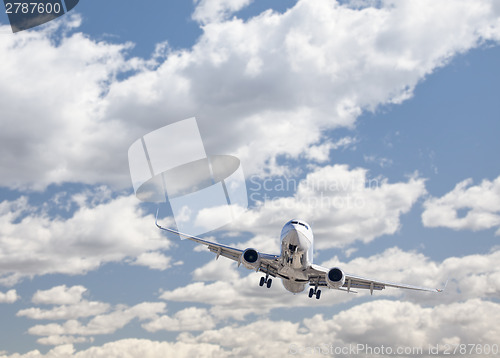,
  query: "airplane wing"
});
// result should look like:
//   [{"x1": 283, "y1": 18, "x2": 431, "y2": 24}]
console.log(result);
[
  {"x1": 308, "y1": 264, "x2": 443, "y2": 294},
  {"x1": 155, "y1": 213, "x2": 280, "y2": 278}
]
